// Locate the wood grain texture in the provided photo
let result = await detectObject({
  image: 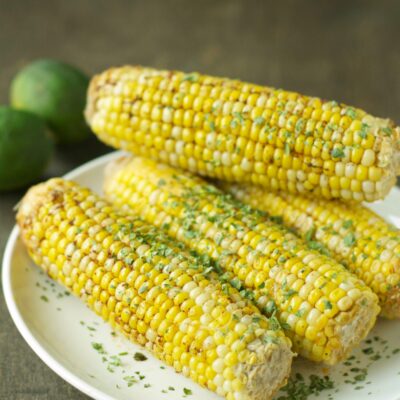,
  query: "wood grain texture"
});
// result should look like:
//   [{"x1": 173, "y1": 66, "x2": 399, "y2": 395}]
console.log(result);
[{"x1": 0, "y1": 0, "x2": 399, "y2": 398}]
